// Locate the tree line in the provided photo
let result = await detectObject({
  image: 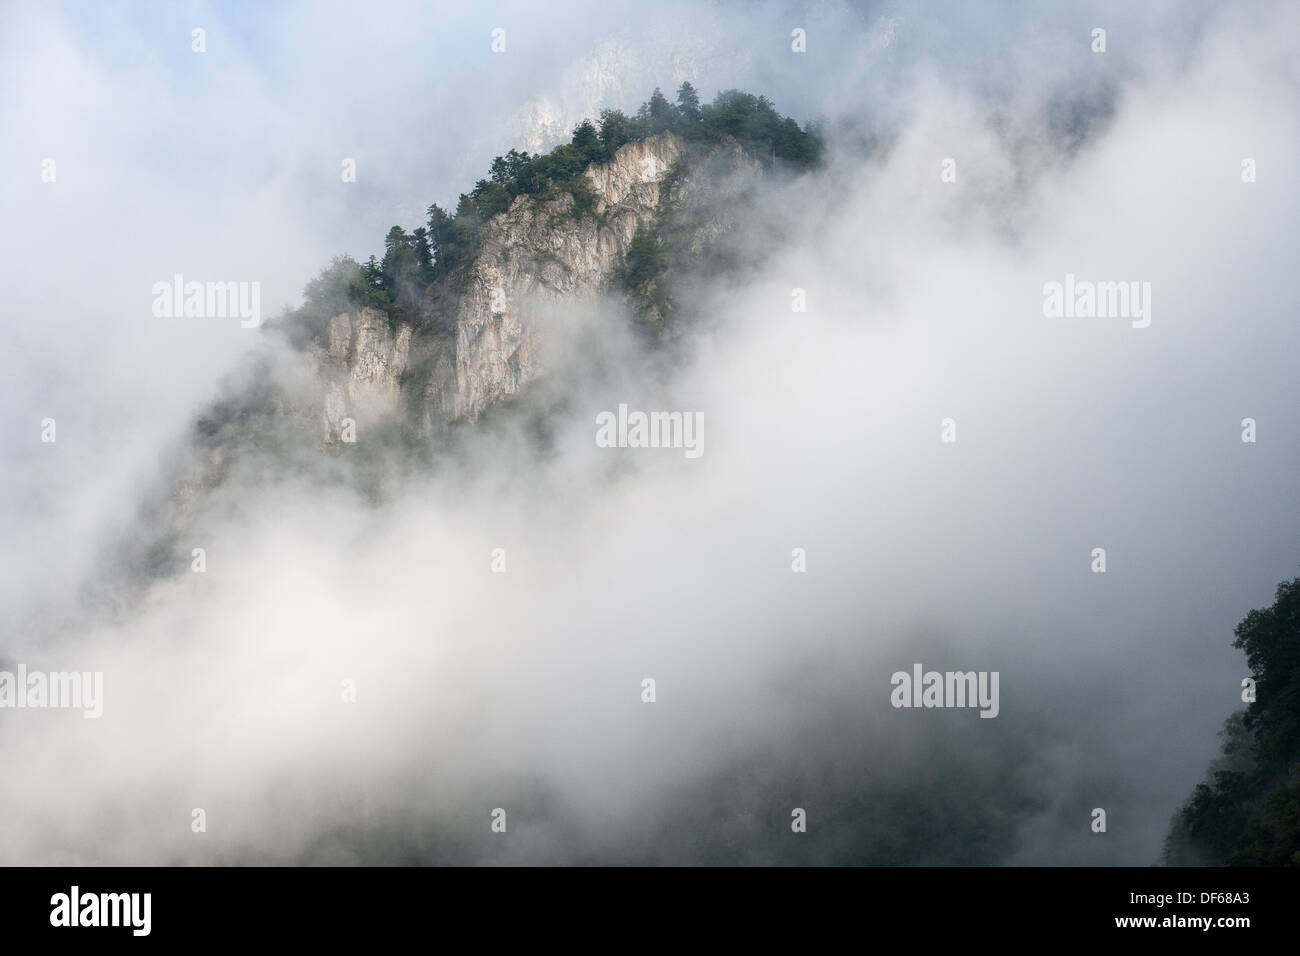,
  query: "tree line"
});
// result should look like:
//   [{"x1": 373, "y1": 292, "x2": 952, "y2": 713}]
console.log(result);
[{"x1": 277, "y1": 84, "x2": 822, "y2": 343}]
